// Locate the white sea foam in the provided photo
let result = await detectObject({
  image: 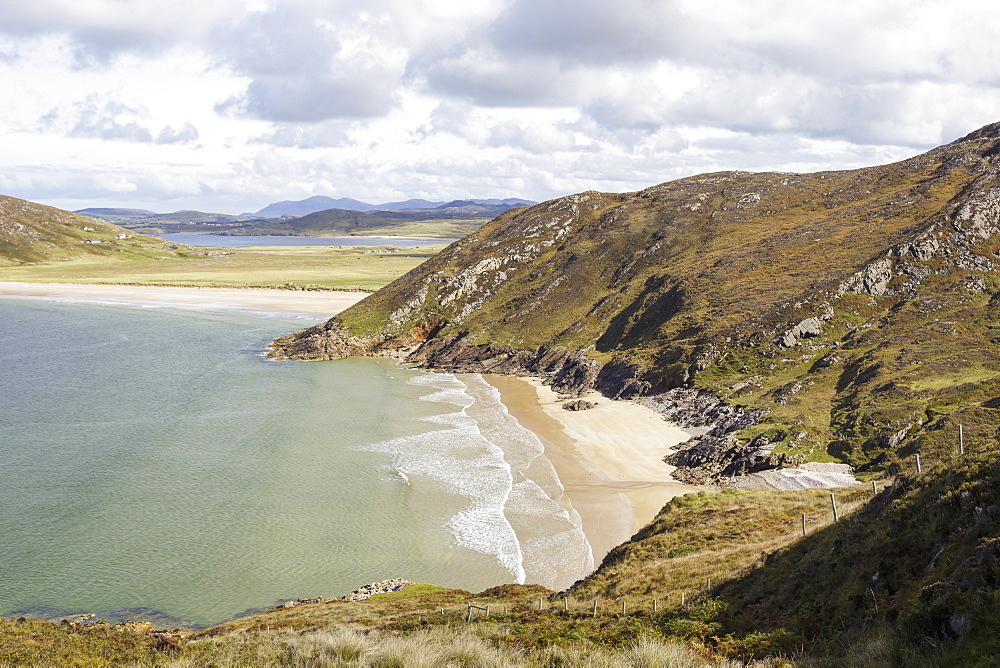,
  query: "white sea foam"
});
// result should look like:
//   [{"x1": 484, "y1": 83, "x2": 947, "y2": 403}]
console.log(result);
[
  {"x1": 358, "y1": 370, "x2": 594, "y2": 589},
  {"x1": 361, "y1": 371, "x2": 526, "y2": 583},
  {"x1": 460, "y1": 375, "x2": 594, "y2": 586}
]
